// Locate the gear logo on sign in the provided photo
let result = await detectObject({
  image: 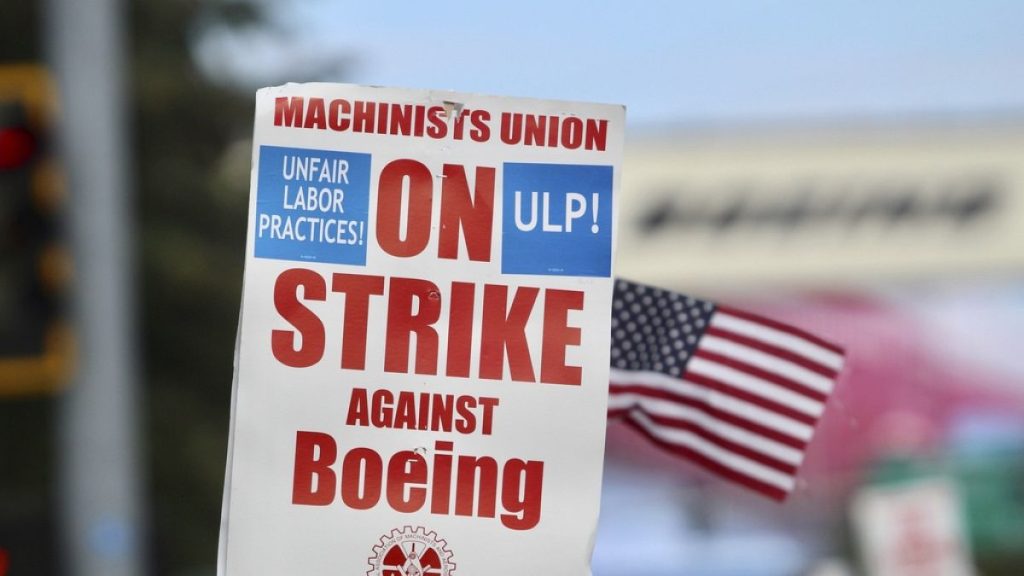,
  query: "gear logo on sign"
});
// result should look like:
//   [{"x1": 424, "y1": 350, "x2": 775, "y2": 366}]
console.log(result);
[{"x1": 366, "y1": 526, "x2": 455, "y2": 576}]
